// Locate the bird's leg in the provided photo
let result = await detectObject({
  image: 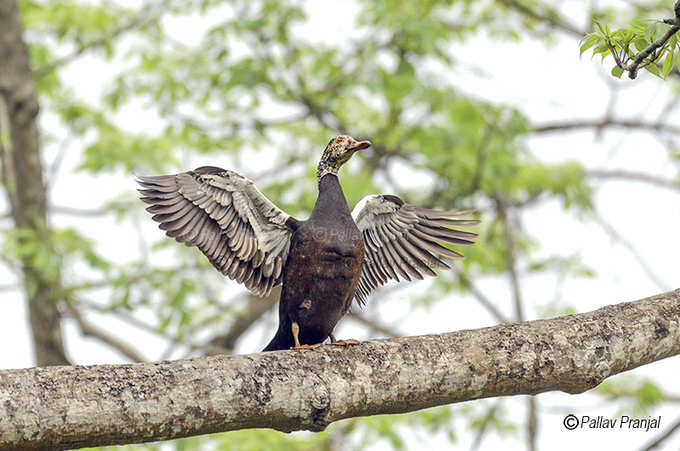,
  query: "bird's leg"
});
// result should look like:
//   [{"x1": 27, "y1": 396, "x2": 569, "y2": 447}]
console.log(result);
[
  {"x1": 290, "y1": 322, "x2": 321, "y2": 350},
  {"x1": 292, "y1": 321, "x2": 301, "y2": 347},
  {"x1": 330, "y1": 332, "x2": 360, "y2": 347}
]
